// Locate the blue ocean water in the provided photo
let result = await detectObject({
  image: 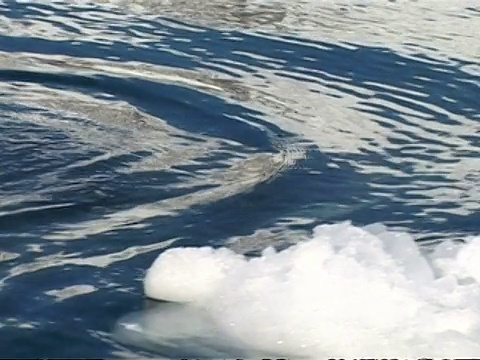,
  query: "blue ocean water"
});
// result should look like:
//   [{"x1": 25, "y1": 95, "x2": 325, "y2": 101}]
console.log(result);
[{"x1": 0, "y1": 0, "x2": 478, "y2": 357}]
